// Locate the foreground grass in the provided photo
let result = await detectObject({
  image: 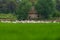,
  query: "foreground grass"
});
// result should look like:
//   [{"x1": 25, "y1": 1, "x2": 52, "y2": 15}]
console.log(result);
[{"x1": 0, "y1": 23, "x2": 60, "y2": 40}]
